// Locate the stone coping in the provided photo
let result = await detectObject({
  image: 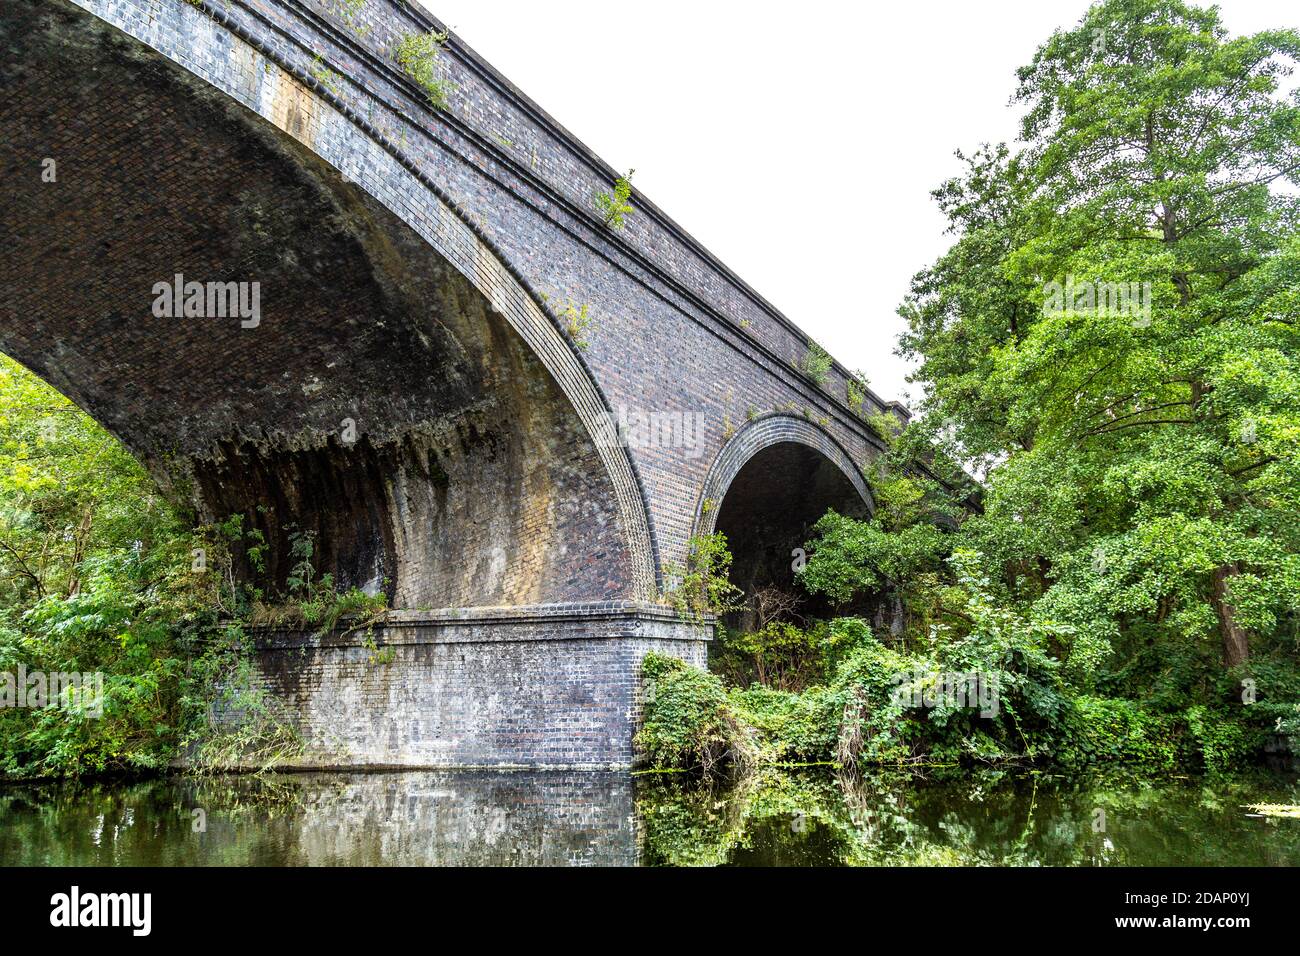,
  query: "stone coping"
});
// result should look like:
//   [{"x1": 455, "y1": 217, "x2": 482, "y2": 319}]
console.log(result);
[{"x1": 250, "y1": 601, "x2": 715, "y2": 649}]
